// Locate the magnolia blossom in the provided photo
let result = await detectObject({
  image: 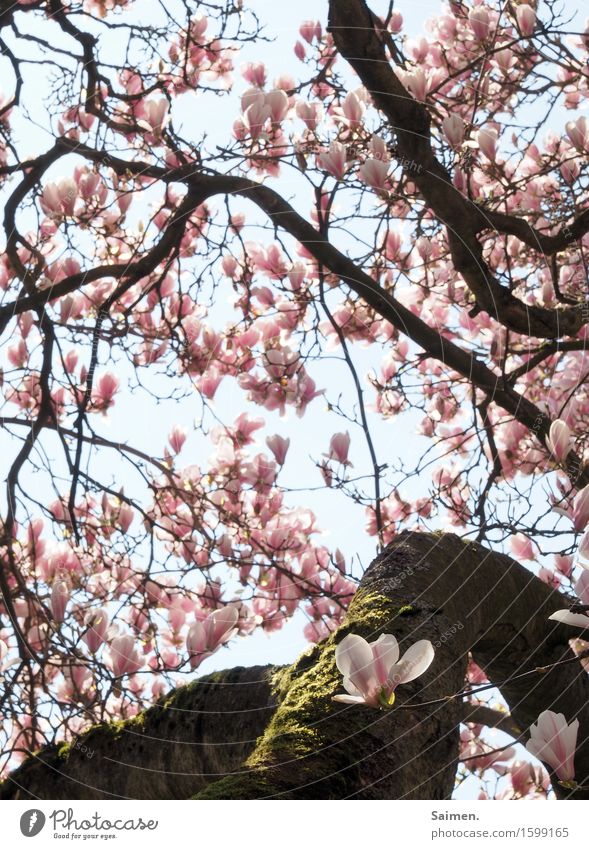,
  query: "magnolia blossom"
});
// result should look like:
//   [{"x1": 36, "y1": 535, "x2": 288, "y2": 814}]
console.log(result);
[
  {"x1": 566, "y1": 117, "x2": 589, "y2": 153},
  {"x1": 327, "y1": 431, "x2": 351, "y2": 465},
  {"x1": 526, "y1": 710, "x2": 578, "y2": 783},
  {"x1": 342, "y1": 91, "x2": 365, "y2": 128},
  {"x1": 548, "y1": 570, "x2": 589, "y2": 629},
  {"x1": 265, "y1": 89, "x2": 289, "y2": 124},
  {"x1": 140, "y1": 97, "x2": 169, "y2": 135},
  {"x1": 469, "y1": 7, "x2": 489, "y2": 41},
  {"x1": 579, "y1": 529, "x2": 589, "y2": 561},
  {"x1": 333, "y1": 633, "x2": 435, "y2": 708},
  {"x1": 295, "y1": 100, "x2": 322, "y2": 131},
  {"x1": 91, "y1": 372, "x2": 120, "y2": 412},
  {"x1": 317, "y1": 141, "x2": 347, "y2": 180},
  {"x1": 516, "y1": 4, "x2": 536, "y2": 37},
  {"x1": 168, "y1": 425, "x2": 188, "y2": 454},
  {"x1": 82, "y1": 608, "x2": 109, "y2": 653},
  {"x1": 186, "y1": 606, "x2": 239, "y2": 669},
  {"x1": 108, "y1": 634, "x2": 142, "y2": 677},
  {"x1": 50, "y1": 580, "x2": 69, "y2": 622},
  {"x1": 358, "y1": 158, "x2": 389, "y2": 191},
  {"x1": 442, "y1": 114, "x2": 465, "y2": 149},
  {"x1": 477, "y1": 127, "x2": 498, "y2": 161},
  {"x1": 510, "y1": 533, "x2": 535, "y2": 561},
  {"x1": 573, "y1": 485, "x2": 589, "y2": 533},
  {"x1": 243, "y1": 100, "x2": 271, "y2": 139},
  {"x1": 546, "y1": 419, "x2": 572, "y2": 463},
  {"x1": 266, "y1": 433, "x2": 290, "y2": 465},
  {"x1": 40, "y1": 178, "x2": 78, "y2": 218}
]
